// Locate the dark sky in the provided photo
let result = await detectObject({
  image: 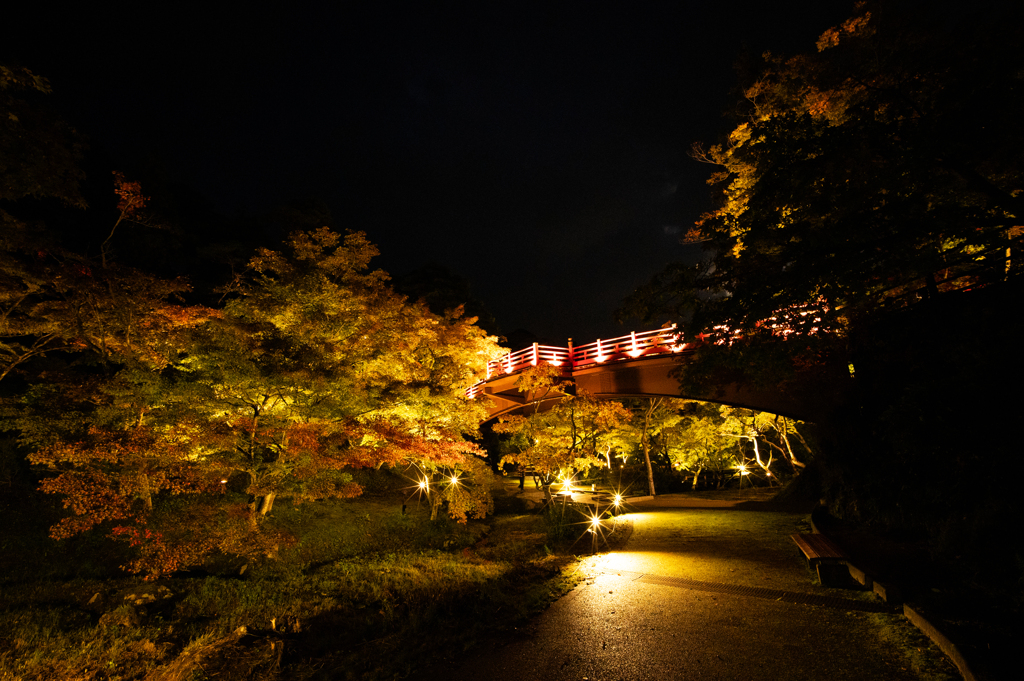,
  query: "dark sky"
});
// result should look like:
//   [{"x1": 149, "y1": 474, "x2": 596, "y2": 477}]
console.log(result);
[{"x1": 3, "y1": 1, "x2": 854, "y2": 346}]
